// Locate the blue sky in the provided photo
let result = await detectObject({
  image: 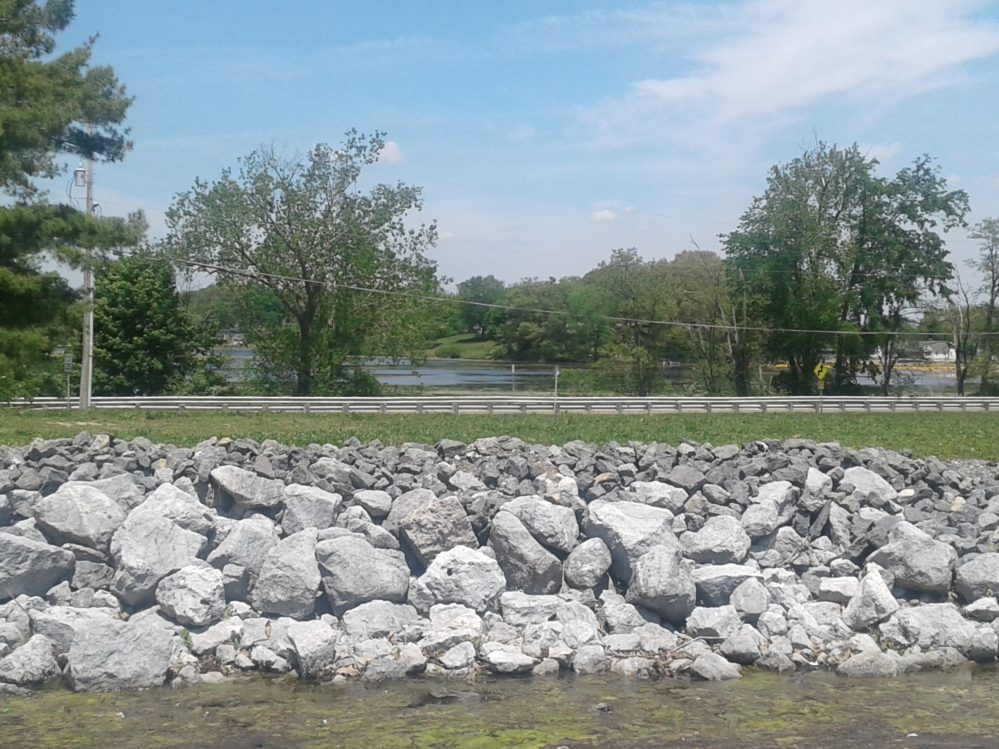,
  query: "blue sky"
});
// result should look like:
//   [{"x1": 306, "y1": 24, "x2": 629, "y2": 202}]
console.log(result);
[{"x1": 59, "y1": 0, "x2": 999, "y2": 285}]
